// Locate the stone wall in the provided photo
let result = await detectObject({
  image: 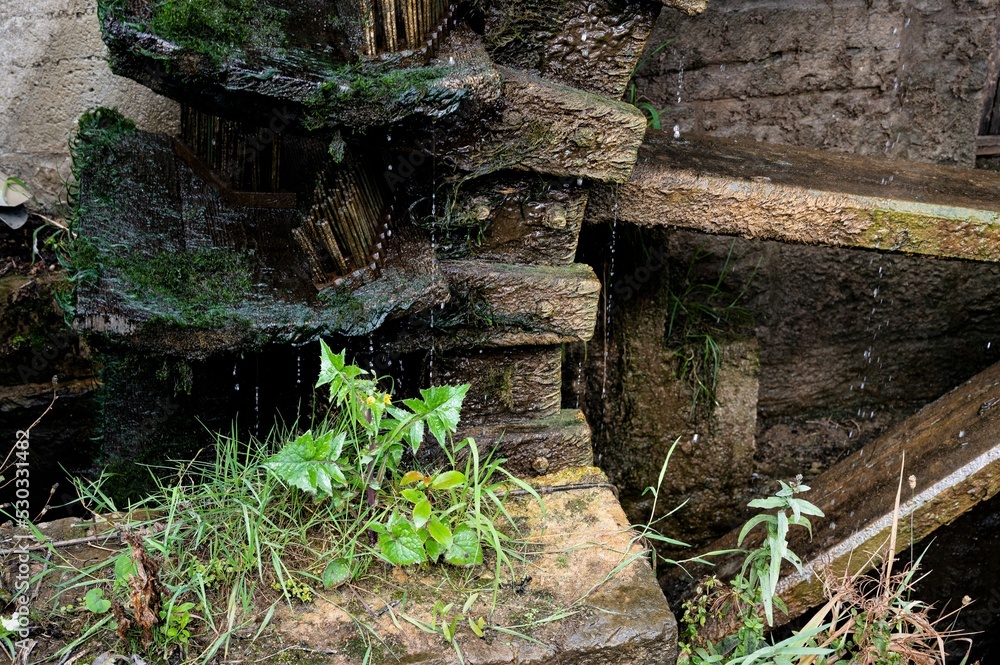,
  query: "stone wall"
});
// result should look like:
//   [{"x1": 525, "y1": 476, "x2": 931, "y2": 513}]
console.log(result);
[
  {"x1": 0, "y1": 0, "x2": 178, "y2": 208},
  {"x1": 634, "y1": 0, "x2": 999, "y2": 166}
]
